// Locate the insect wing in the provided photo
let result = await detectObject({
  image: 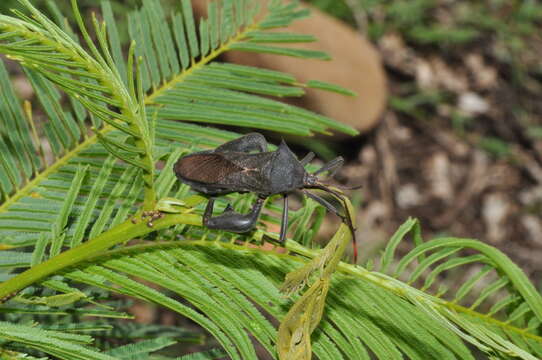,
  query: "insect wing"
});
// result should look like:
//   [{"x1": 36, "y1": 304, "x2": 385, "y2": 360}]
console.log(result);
[{"x1": 174, "y1": 153, "x2": 243, "y2": 184}]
